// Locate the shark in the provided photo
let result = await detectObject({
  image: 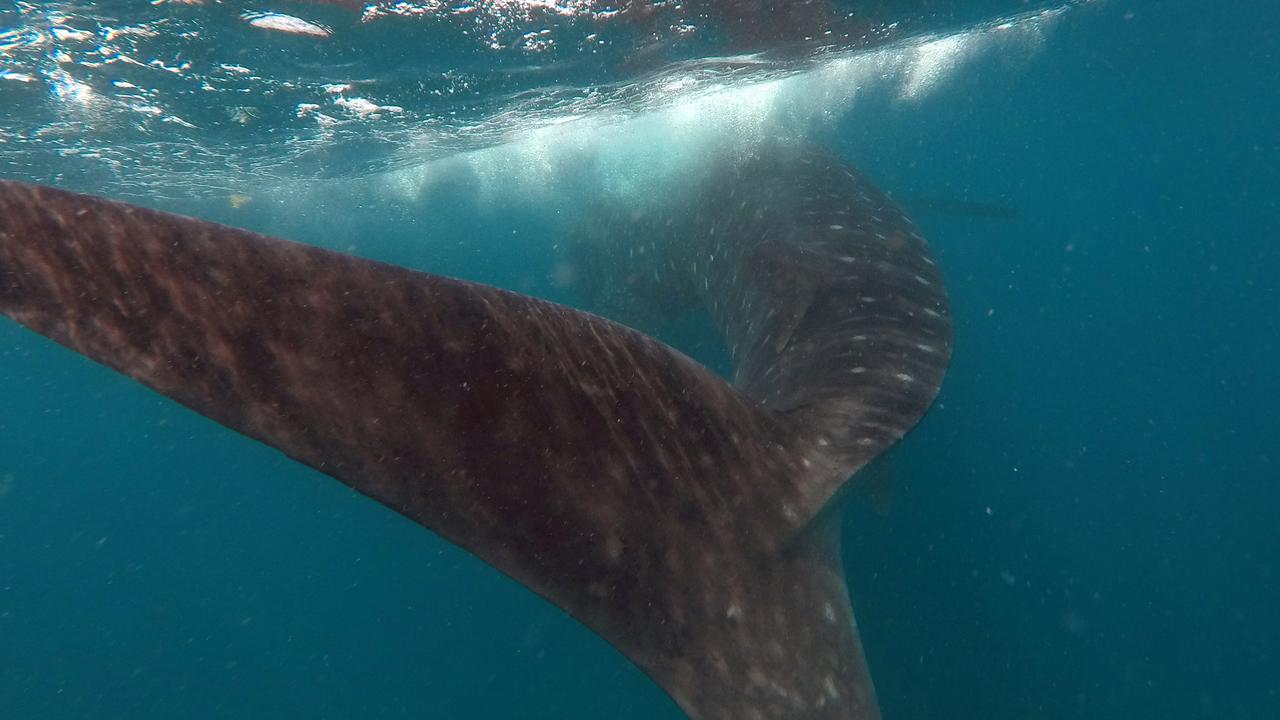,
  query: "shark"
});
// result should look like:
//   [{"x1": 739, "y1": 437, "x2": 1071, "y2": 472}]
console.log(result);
[{"x1": 0, "y1": 142, "x2": 950, "y2": 719}]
